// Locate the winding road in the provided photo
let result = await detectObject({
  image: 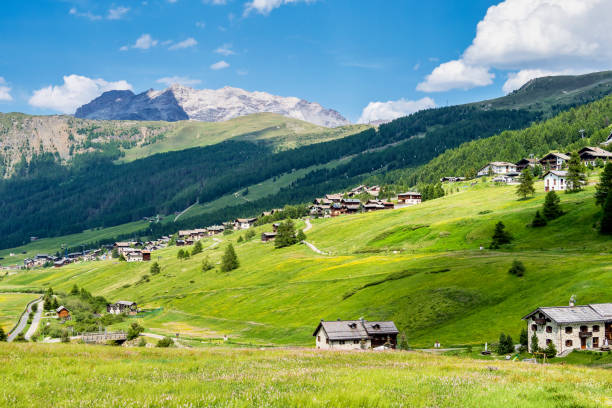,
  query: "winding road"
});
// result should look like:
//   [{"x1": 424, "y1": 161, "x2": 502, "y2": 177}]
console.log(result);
[
  {"x1": 301, "y1": 218, "x2": 328, "y2": 255},
  {"x1": 8, "y1": 297, "x2": 43, "y2": 342},
  {"x1": 25, "y1": 298, "x2": 44, "y2": 340}
]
